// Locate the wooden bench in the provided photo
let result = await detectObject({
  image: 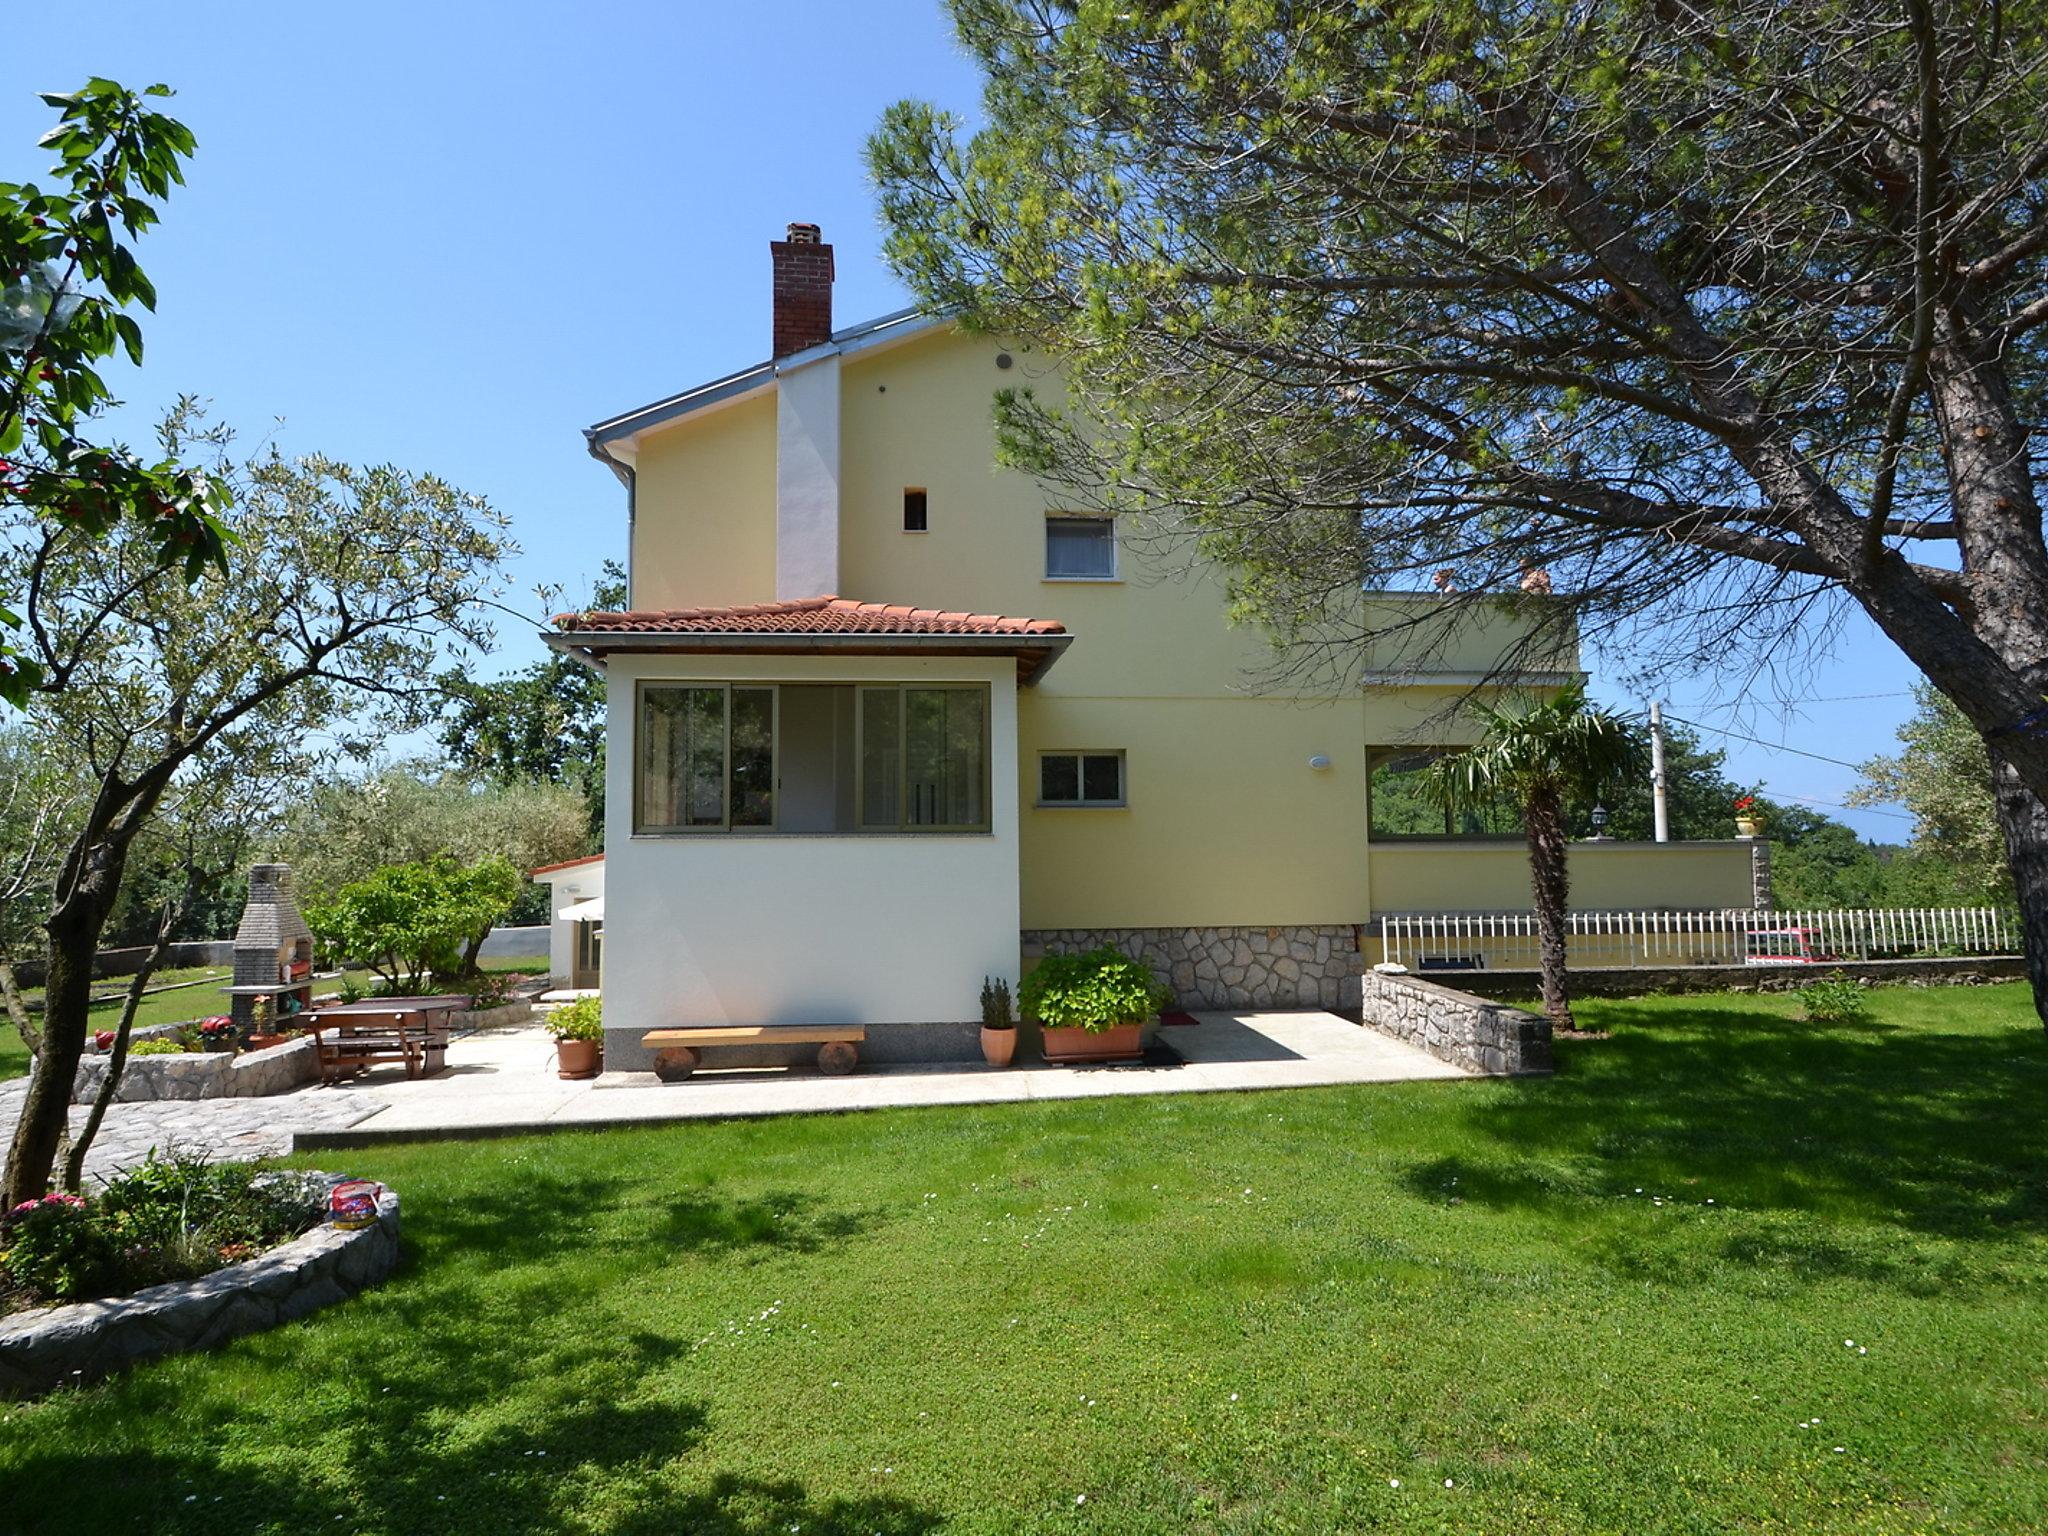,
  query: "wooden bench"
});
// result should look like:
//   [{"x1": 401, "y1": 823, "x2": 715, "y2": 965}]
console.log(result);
[
  {"x1": 640, "y1": 1025, "x2": 866, "y2": 1082},
  {"x1": 308, "y1": 1006, "x2": 453, "y2": 1084}
]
